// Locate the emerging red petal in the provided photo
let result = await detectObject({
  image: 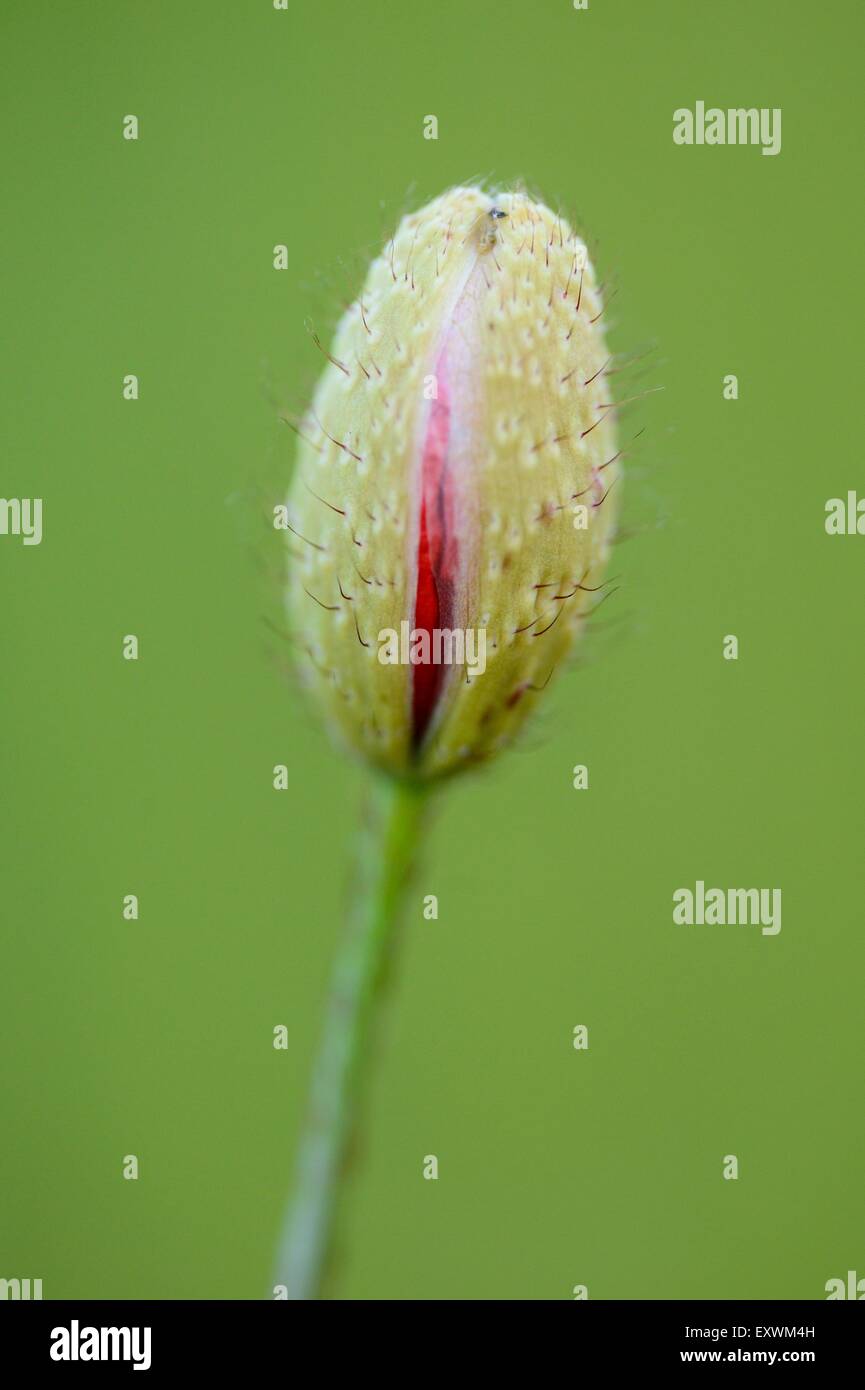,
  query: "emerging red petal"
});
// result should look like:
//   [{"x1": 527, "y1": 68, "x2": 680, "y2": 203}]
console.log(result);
[{"x1": 411, "y1": 356, "x2": 458, "y2": 746}]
